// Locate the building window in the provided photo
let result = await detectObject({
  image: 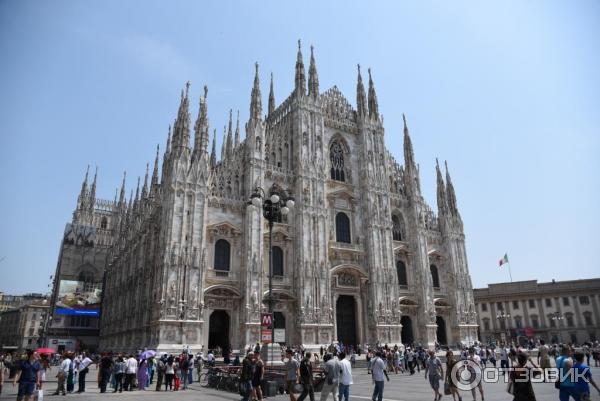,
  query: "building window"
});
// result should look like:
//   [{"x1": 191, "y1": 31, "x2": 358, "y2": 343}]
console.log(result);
[
  {"x1": 79, "y1": 271, "x2": 96, "y2": 292},
  {"x1": 513, "y1": 301, "x2": 519, "y2": 310},
  {"x1": 545, "y1": 298, "x2": 552, "y2": 307},
  {"x1": 100, "y1": 216, "x2": 108, "y2": 229},
  {"x1": 514, "y1": 316, "x2": 523, "y2": 329},
  {"x1": 483, "y1": 319, "x2": 490, "y2": 331},
  {"x1": 584, "y1": 313, "x2": 593, "y2": 326},
  {"x1": 28, "y1": 328, "x2": 34, "y2": 336},
  {"x1": 531, "y1": 315, "x2": 539, "y2": 329},
  {"x1": 497, "y1": 302, "x2": 503, "y2": 310},
  {"x1": 579, "y1": 296, "x2": 590, "y2": 305},
  {"x1": 549, "y1": 316, "x2": 556, "y2": 328},
  {"x1": 335, "y1": 212, "x2": 351, "y2": 243},
  {"x1": 566, "y1": 314, "x2": 574, "y2": 327},
  {"x1": 392, "y1": 214, "x2": 404, "y2": 241},
  {"x1": 330, "y1": 141, "x2": 345, "y2": 182},
  {"x1": 396, "y1": 261, "x2": 407, "y2": 286},
  {"x1": 214, "y1": 239, "x2": 231, "y2": 271},
  {"x1": 430, "y1": 265, "x2": 440, "y2": 289},
  {"x1": 529, "y1": 299, "x2": 536, "y2": 308},
  {"x1": 272, "y1": 246, "x2": 284, "y2": 276},
  {"x1": 563, "y1": 297, "x2": 570, "y2": 307},
  {"x1": 570, "y1": 333, "x2": 577, "y2": 344},
  {"x1": 481, "y1": 303, "x2": 488, "y2": 312},
  {"x1": 31, "y1": 313, "x2": 36, "y2": 320}
]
